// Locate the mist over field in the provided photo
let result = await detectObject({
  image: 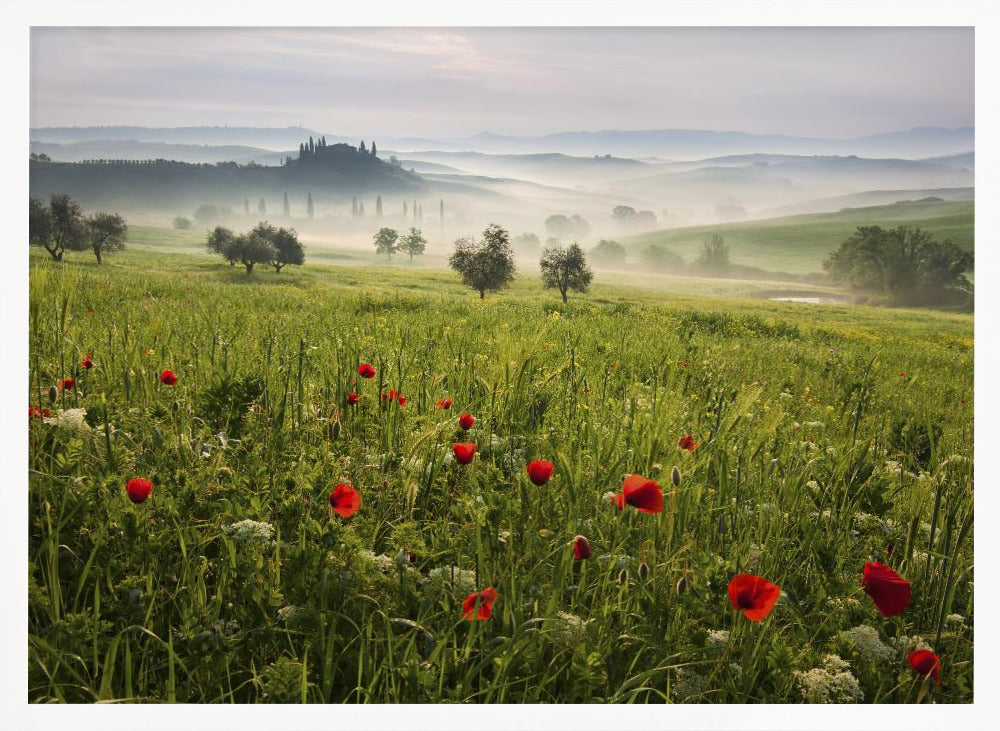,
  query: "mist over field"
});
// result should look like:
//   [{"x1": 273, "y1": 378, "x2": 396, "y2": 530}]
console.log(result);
[{"x1": 29, "y1": 124, "x2": 974, "y2": 277}]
